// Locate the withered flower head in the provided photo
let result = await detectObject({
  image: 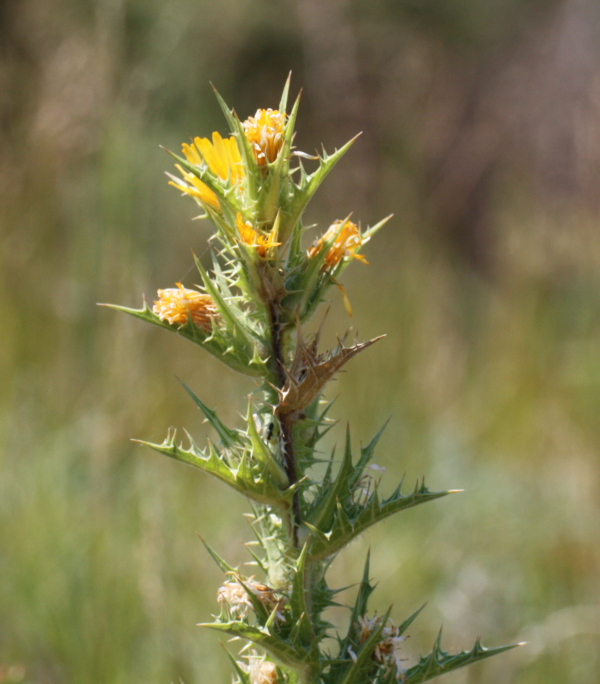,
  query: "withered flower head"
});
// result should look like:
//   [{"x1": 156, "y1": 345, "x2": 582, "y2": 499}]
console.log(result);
[
  {"x1": 243, "y1": 109, "x2": 286, "y2": 166},
  {"x1": 153, "y1": 283, "x2": 219, "y2": 332},
  {"x1": 236, "y1": 213, "x2": 281, "y2": 257},
  {"x1": 217, "y1": 574, "x2": 286, "y2": 620},
  {"x1": 217, "y1": 579, "x2": 251, "y2": 616},
  {"x1": 357, "y1": 614, "x2": 406, "y2": 674},
  {"x1": 308, "y1": 220, "x2": 369, "y2": 269},
  {"x1": 169, "y1": 132, "x2": 244, "y2": 209},
  {"x1": 247, "y1": 657, "x2": 278, "y2": 684}
]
